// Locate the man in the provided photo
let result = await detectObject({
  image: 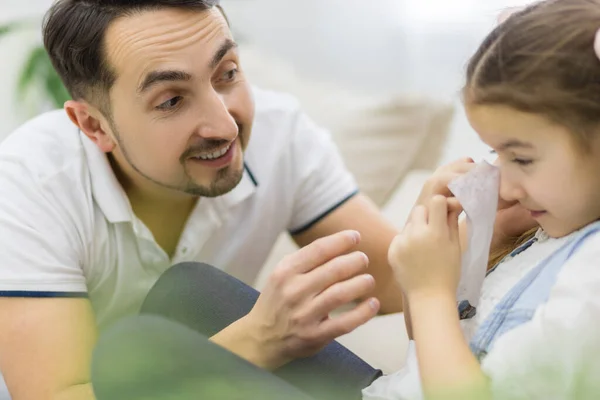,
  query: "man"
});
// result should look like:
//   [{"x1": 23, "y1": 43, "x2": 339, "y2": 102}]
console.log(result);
[{"x1": 0, "y1": 1, "x2": 403, "y2": 399}]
